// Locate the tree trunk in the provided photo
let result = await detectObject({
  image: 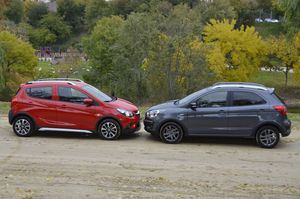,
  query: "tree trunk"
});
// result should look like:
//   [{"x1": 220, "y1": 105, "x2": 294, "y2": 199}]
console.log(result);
[{"x1": 284, "y1": 66, "x2": 290, "y2": 87}]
